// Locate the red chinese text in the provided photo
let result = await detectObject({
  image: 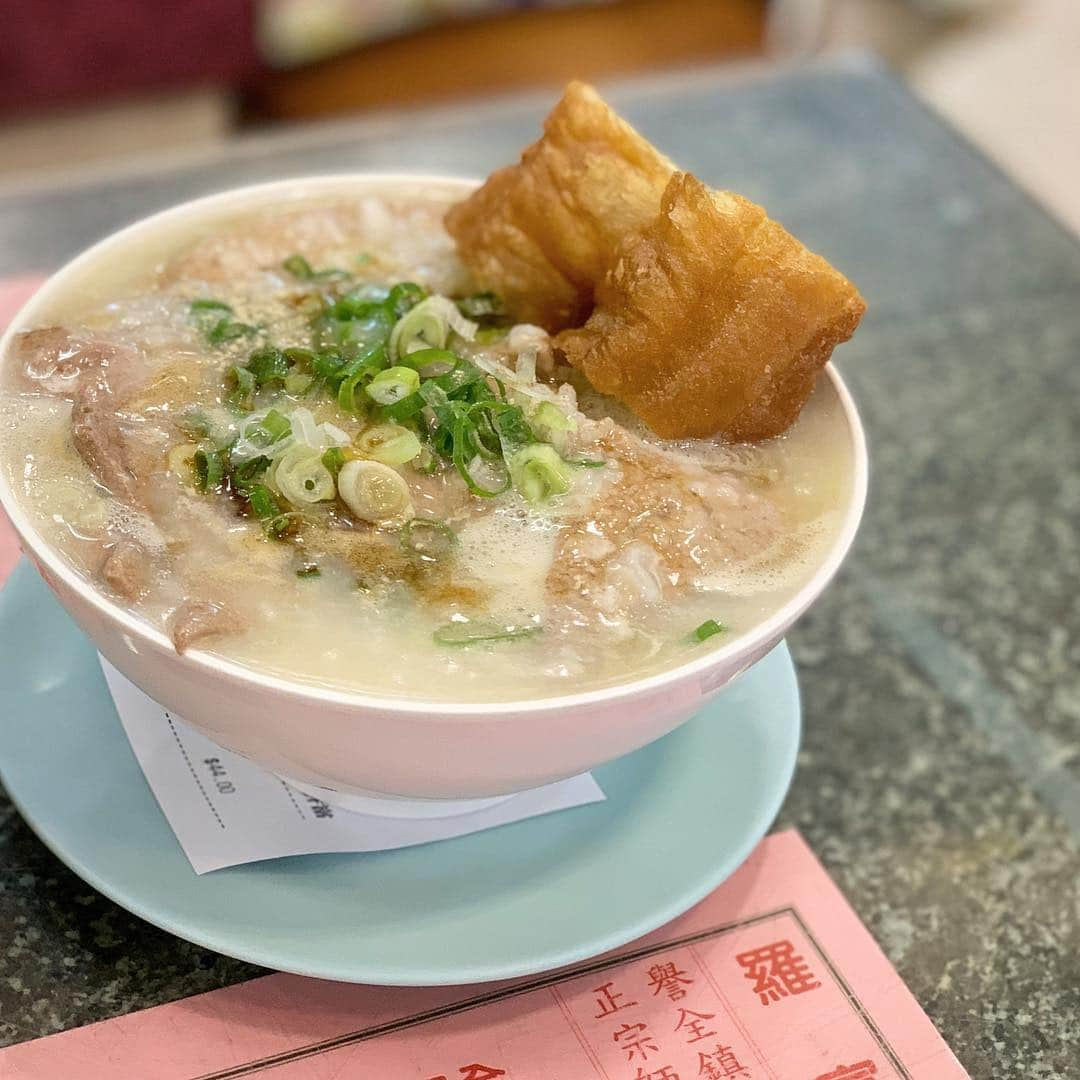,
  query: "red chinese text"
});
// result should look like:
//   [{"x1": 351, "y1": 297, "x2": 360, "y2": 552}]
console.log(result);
[
  {"x1": 674, "y1": 1008, "x2": 717, "y2": 1045},
  {"x1": 647, "y1": 961, "x2": 694, "y2": 1002},
  {"x1": 427, "y1": 1065, "x2": 506, "y2": 1080},
  {"x1": 814, "y1": 1061, "x2": 877, "y2": 1080},
  {"x1": 613, "y1": 1020, "x2": 660, "y2": 1062},
  {"x1": 593, "y1": 980, "x2": 639, "y2": 1018},
  {"x1": 735, "y1": 940, "x2": 821, "y2": 1005},
  {"x1": 635, "y1": 1067, "x2": 681, "y2": 1080},
  {"x1": 698, "y1": 1043, "x2": 751, "y2": 1078}
]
